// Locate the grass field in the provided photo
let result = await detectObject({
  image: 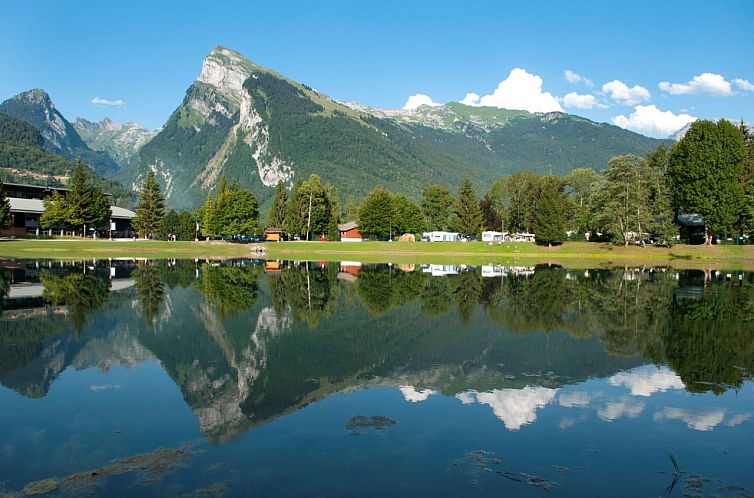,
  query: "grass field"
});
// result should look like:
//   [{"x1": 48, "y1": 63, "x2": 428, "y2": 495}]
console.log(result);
[{"x1": 1, "y1": 238, "x2": 754, "y2": 269}]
